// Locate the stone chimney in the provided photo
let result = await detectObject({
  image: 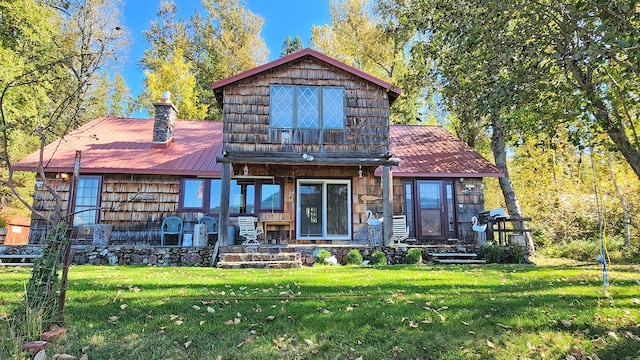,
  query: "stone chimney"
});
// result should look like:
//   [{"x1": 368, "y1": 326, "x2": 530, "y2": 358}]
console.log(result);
[{"x1": 152, "y1": 91, "x2": 179, "y2": 148}]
